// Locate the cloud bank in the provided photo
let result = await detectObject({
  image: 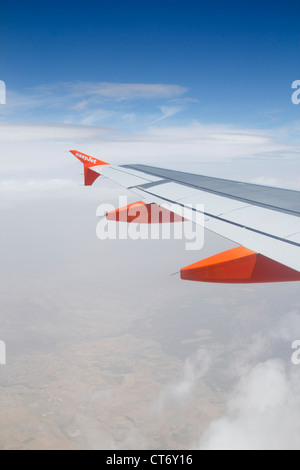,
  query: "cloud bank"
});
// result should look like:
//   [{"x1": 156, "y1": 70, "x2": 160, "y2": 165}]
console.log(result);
[
  {"x1": 157, "y1": 349, "x2": 212, "y2": 412},
  {"x1": 198, "y1": 312, "x2": 300, "y2": 450},
  {"x1": 199, "y1": 359, "x2": 300, "y2": 450},
  {"x1": 0, "y1": 81, "x2": 189, "y2": 128}
]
